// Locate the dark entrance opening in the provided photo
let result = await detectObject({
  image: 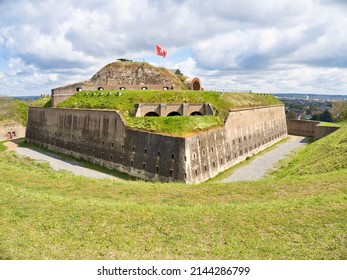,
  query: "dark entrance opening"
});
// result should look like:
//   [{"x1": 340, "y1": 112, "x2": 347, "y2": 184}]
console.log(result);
[
  {"x1": 167, "y1": 112, "x2": 181, "y2": 116},
  {"x1": 144, "y1": 112, "x2": 159, "y2": 117},
  {"x1": 190, "y1": 111, "x2": 203, "y2": 116},
  {"x1": 193, "y1": 80, "x2": 201, "y2": 90}
]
